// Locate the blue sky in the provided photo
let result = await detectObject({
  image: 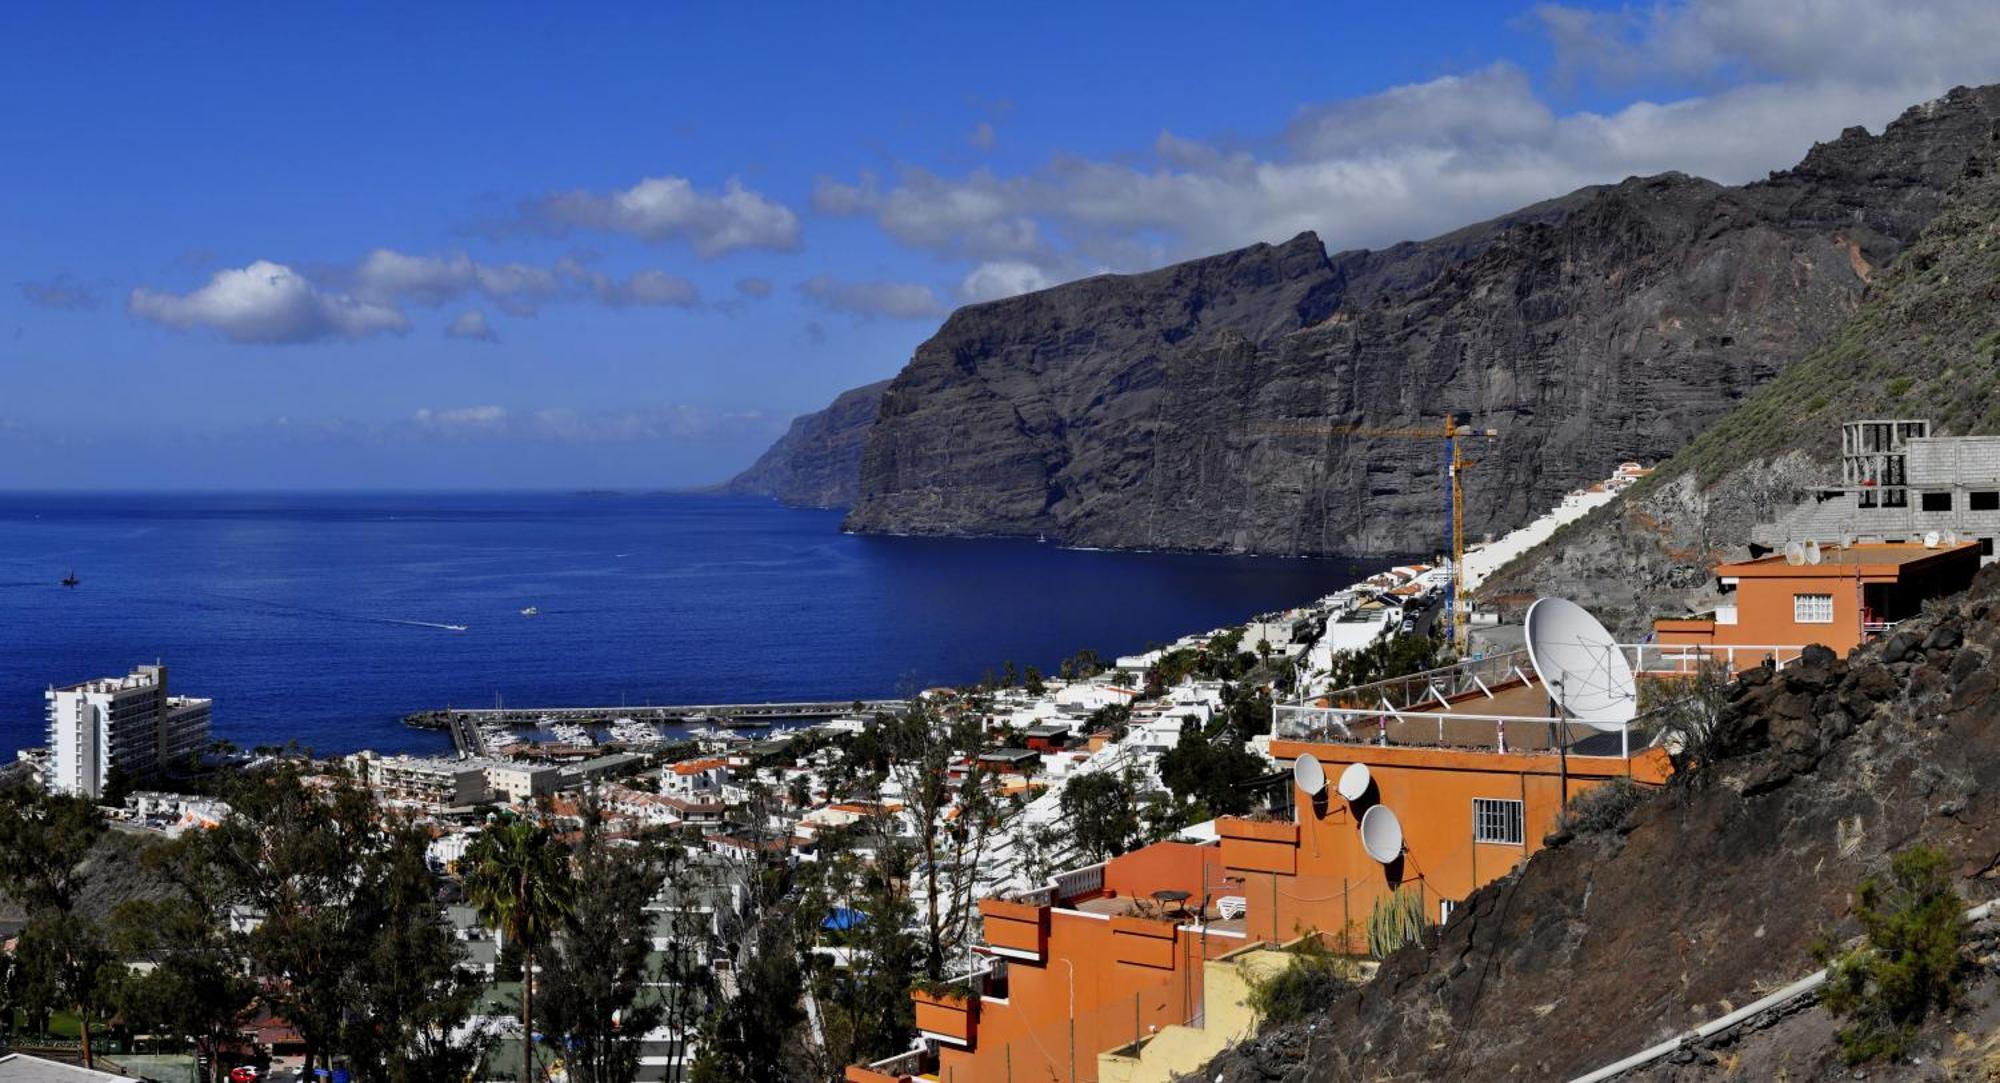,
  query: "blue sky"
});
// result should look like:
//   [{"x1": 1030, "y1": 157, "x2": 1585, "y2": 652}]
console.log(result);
[{"x1": 5, "y1": 2, "x2": 2000, "y2": 489}]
